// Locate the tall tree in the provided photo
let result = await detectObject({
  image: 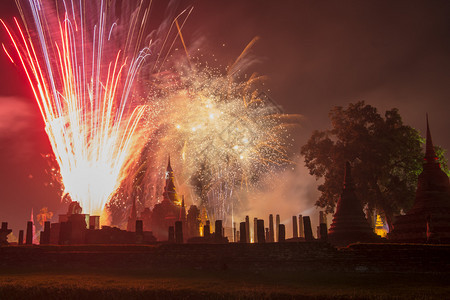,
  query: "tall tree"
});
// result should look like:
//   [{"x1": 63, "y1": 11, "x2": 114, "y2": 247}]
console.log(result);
[{"x1": 301, "y1": 101, "x2": 448, "y2": 230}]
